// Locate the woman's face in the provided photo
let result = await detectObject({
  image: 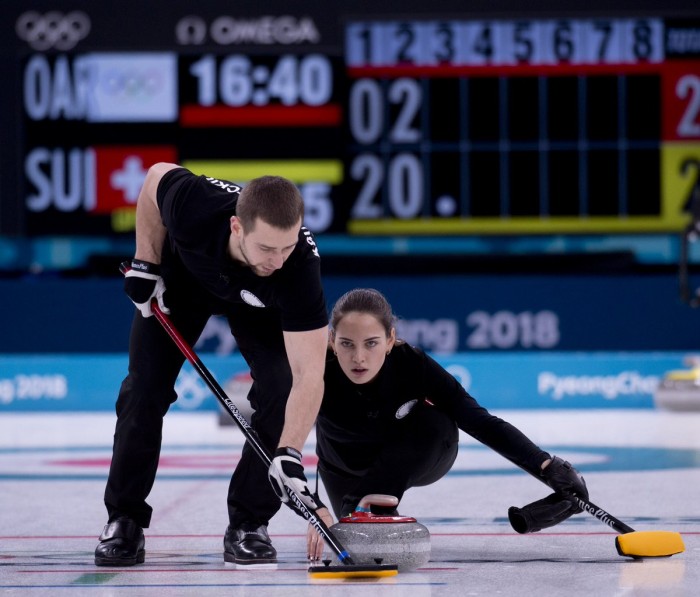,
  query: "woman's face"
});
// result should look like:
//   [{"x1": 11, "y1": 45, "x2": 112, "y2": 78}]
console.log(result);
[{"x1": 331, "y1": 311, "x2": 395, "y2": 384}]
